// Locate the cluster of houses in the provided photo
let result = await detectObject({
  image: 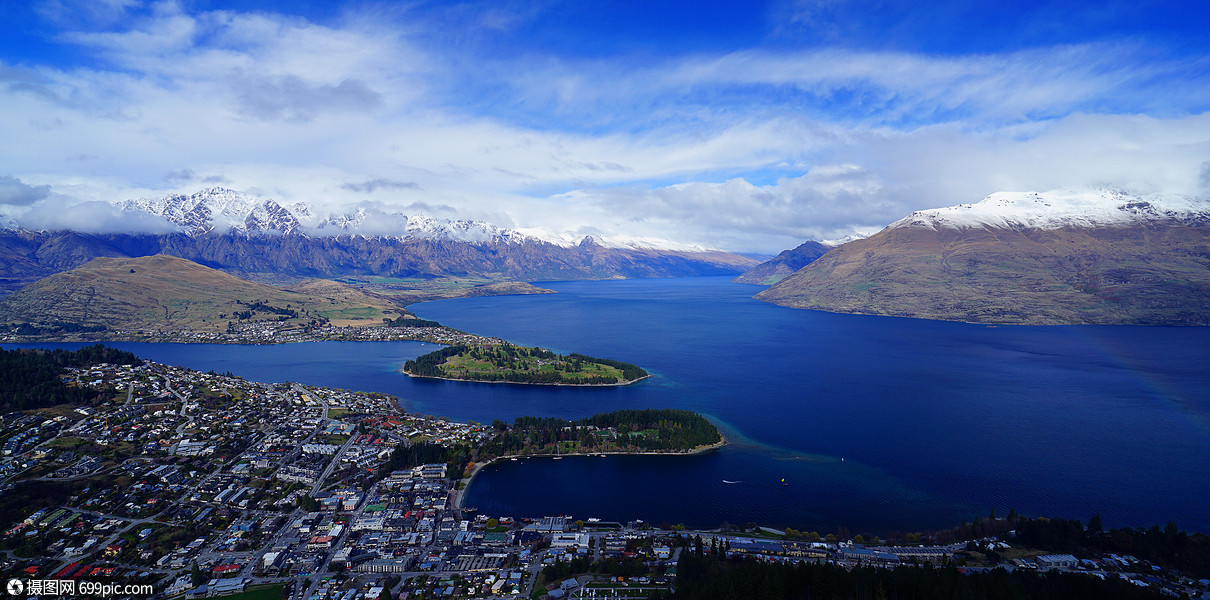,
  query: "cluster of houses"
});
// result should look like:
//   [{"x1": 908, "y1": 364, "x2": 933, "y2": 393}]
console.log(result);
[
  {"x1": 54, "y1": 323, "x2": 506, "y2": 347},
  {"x1": 4, "y1": 357, "x2": 1210, "y2": 600}
]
